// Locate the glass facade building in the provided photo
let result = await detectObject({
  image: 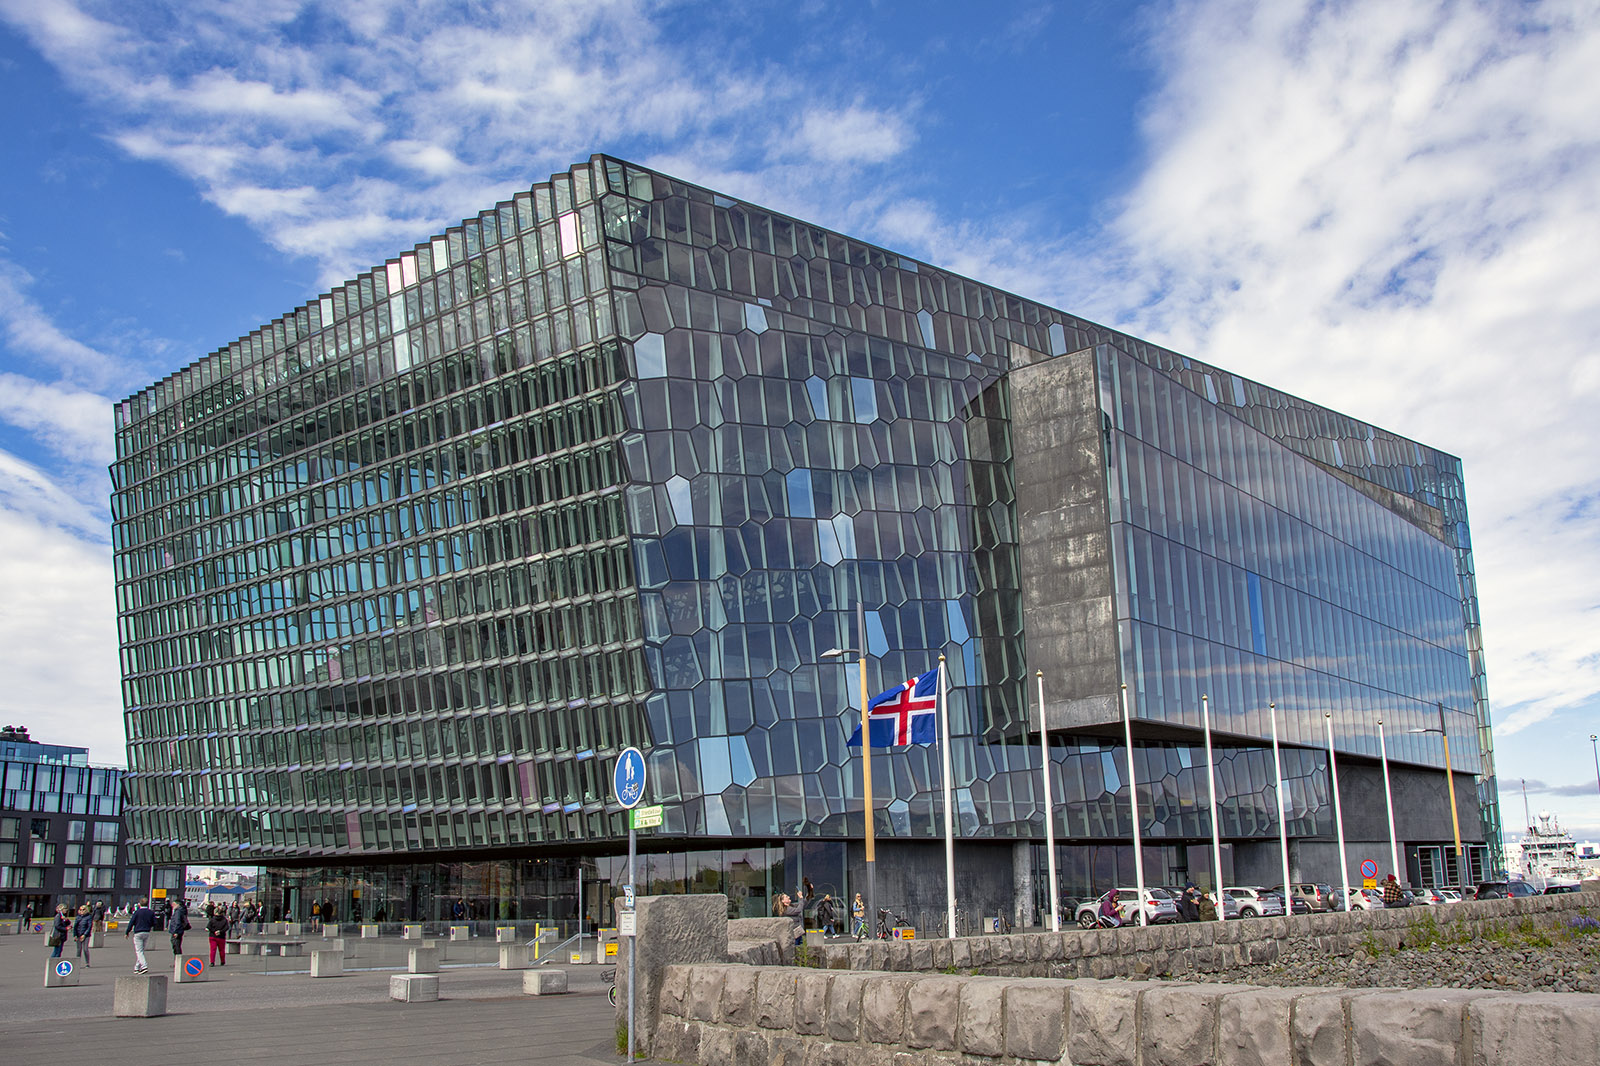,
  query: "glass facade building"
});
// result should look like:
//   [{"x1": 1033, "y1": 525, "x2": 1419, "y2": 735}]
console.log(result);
[{"x1": 112, "y1": 156, "x2": 1498, "y2": 925}]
